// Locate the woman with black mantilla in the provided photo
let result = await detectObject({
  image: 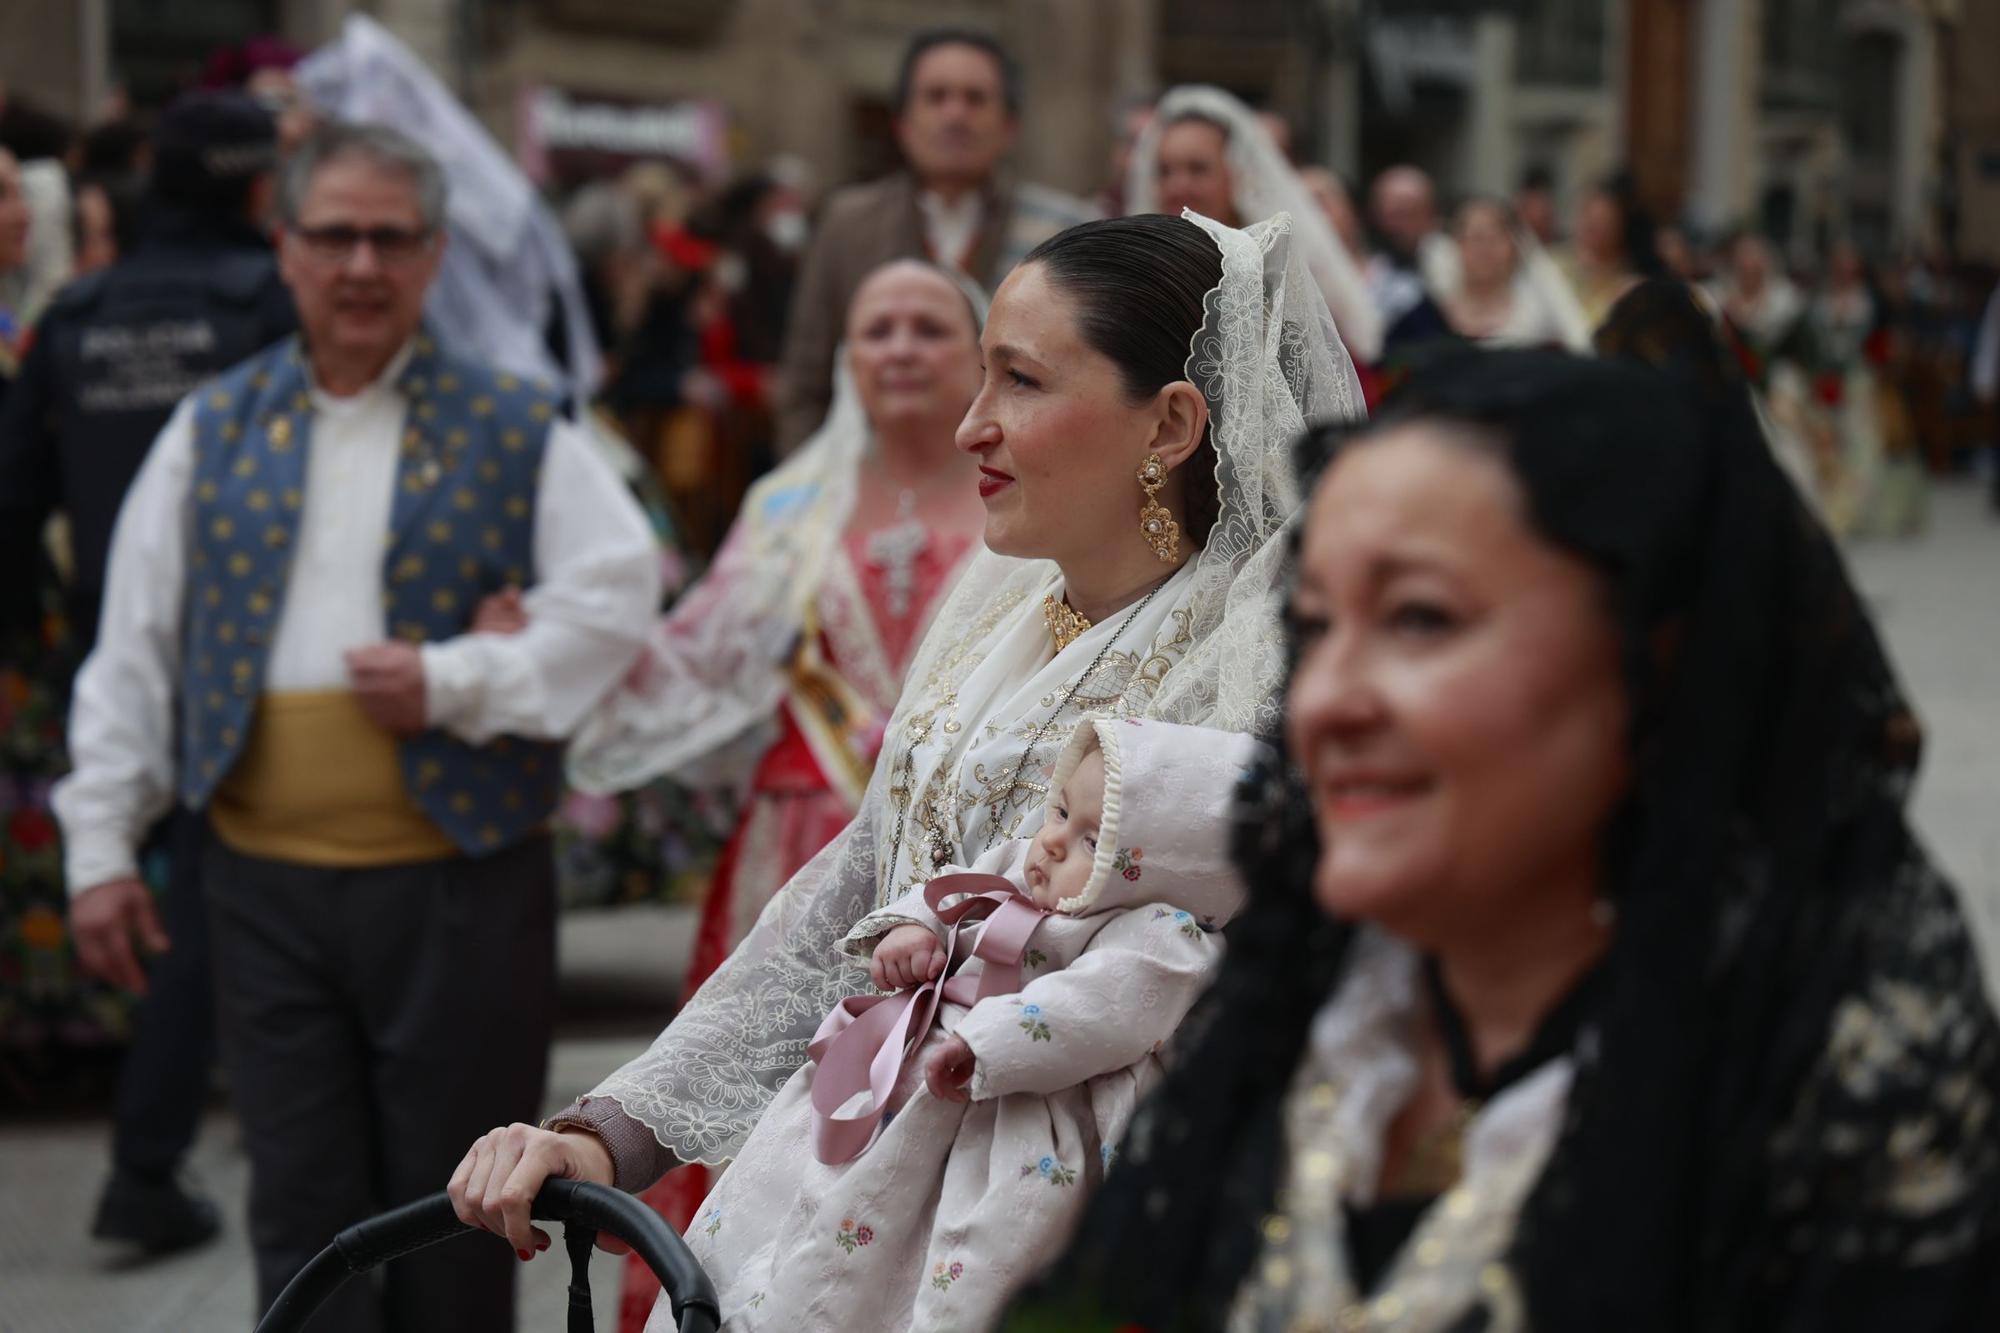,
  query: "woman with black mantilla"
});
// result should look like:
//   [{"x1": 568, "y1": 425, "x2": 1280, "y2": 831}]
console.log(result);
[{"x1": 1019, "y1": 343, "x2": 2000, "y2": 1331}]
